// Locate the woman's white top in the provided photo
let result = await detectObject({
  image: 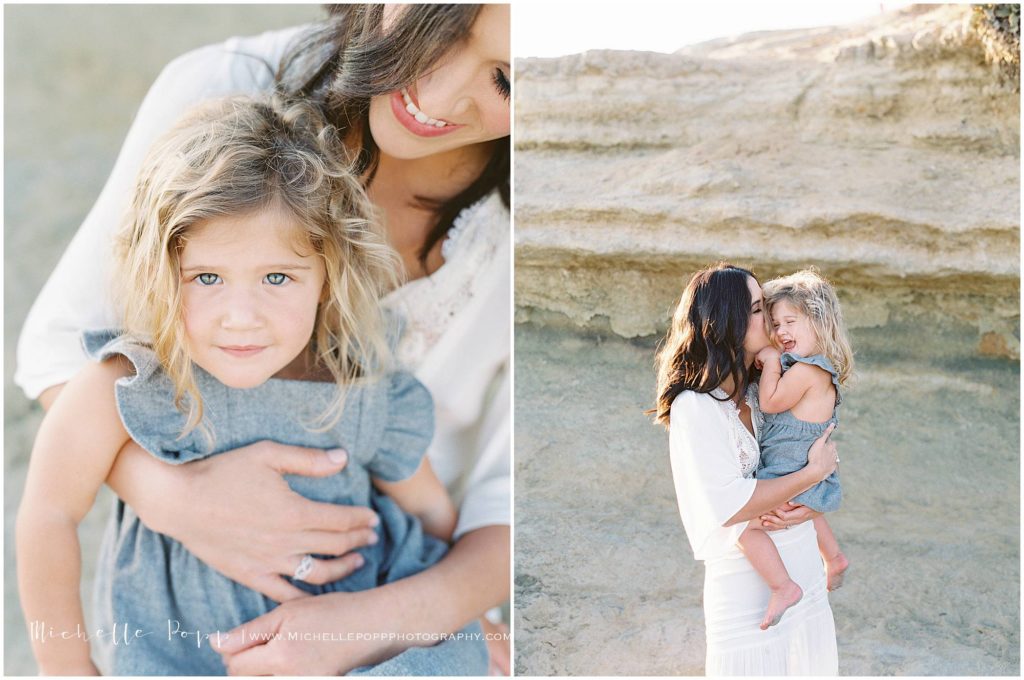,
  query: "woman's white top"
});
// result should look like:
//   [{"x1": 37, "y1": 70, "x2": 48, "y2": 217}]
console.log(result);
[
  {"x1": 668, "y1": 386, "x2": 764, "y2": 562},
  {"x1": 670, "y1": 386, "x2": 838, "y2": 675},
  {"x1": 14, "y1": 25, "x2": 510, "y2": 540}
]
